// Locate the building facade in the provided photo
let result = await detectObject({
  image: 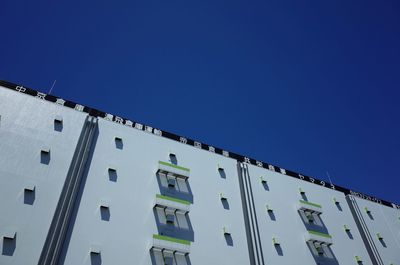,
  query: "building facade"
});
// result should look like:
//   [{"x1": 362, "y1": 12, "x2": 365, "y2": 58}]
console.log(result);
[{"x1": 0, "y1": 80, "x2": 399, "y2": 265}]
